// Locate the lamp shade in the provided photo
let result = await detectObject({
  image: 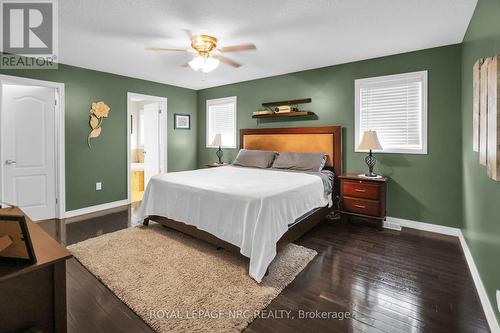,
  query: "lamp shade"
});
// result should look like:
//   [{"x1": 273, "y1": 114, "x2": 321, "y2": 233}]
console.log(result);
[
  {"x1": 188, "y1": 56, "x2": 204, "y2": 71},
  {"x1": 211, "y1": 133, "x2": 222, "y2": 147},
  {"x1": 201, "y1": 57, "x2": 220, "y2": 73},
  {"x1": 188, "y1": 56, "x2": 220, "y2": 73},
  {"x1": 358, "y1": 130, "x2": 382, "y2": 150}
]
